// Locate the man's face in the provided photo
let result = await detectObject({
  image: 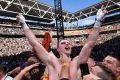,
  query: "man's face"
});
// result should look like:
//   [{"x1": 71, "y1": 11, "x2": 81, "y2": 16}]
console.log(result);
[
  {"x1": 103, "y1": 56, "x2": 119, "y2": 72},
  {"x1": 58, "y1": 40, "x2": 72, "y2": 55}
]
